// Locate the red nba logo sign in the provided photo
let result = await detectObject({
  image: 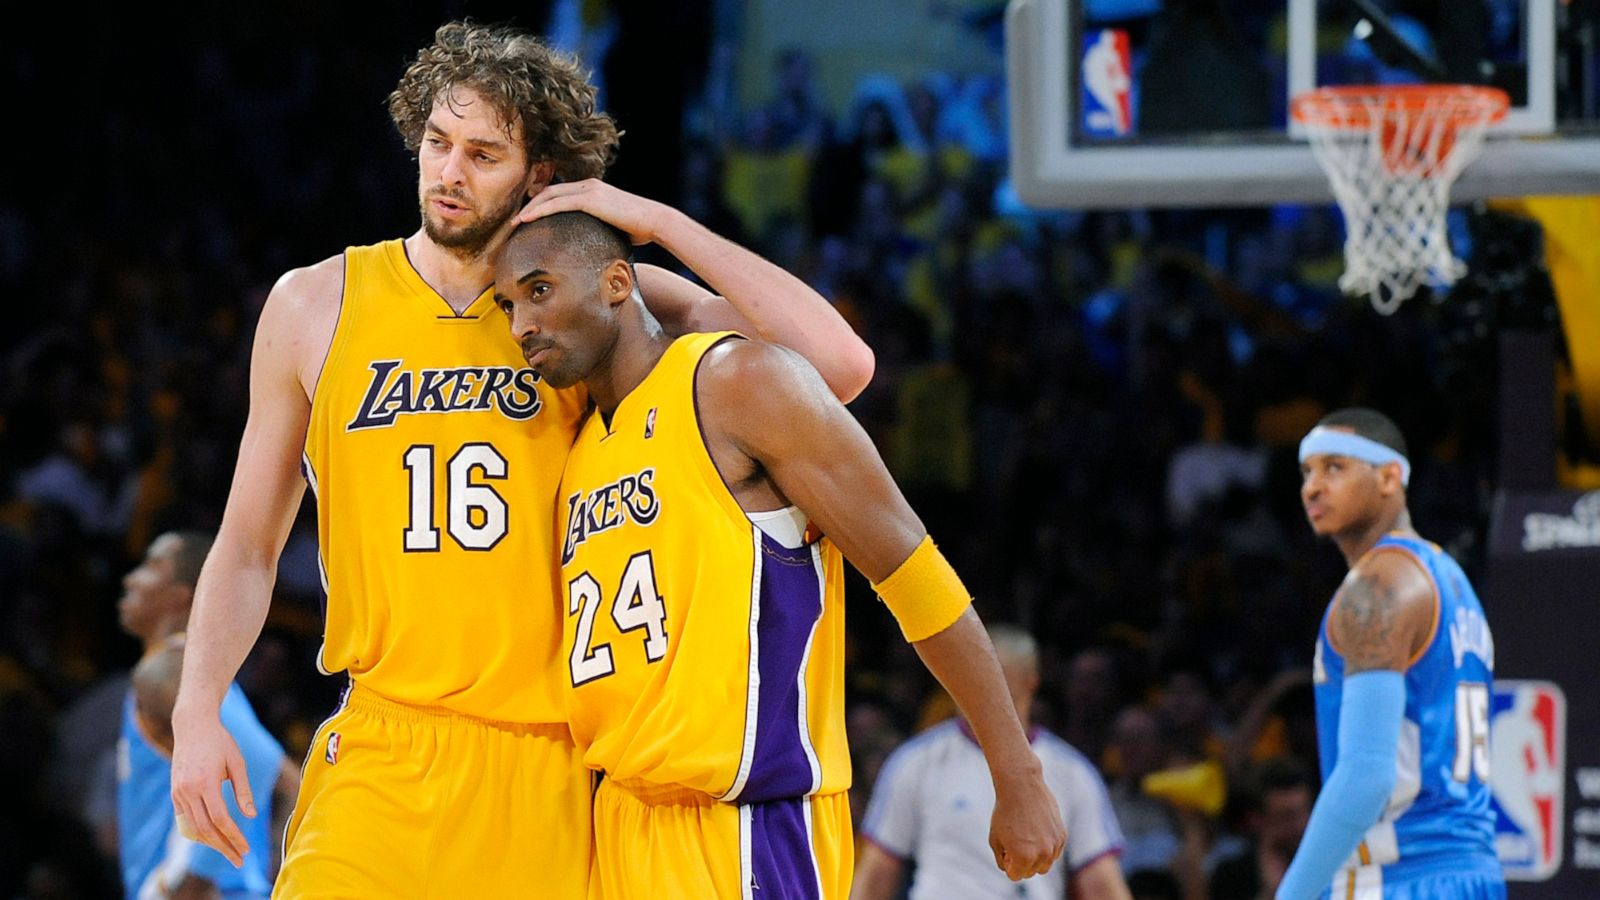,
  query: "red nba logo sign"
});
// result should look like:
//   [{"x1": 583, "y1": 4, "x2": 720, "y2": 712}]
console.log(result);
[
  {"x1": 1081, "y1": 29, "x2": 1134, "y2": 137},
  {"x1": 326, "y1": 732, "x2": 342, "y2": 766},
  {"x1": 1490, "y1": 680, "x2": 1565, "y2": 880}
]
